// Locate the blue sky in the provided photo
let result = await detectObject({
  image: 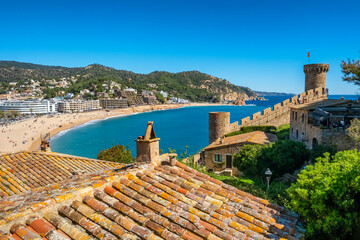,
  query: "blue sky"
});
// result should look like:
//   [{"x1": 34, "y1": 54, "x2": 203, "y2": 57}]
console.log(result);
[{"x1": 1, "y1": 0, "x2": 359, "y2": 94}]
